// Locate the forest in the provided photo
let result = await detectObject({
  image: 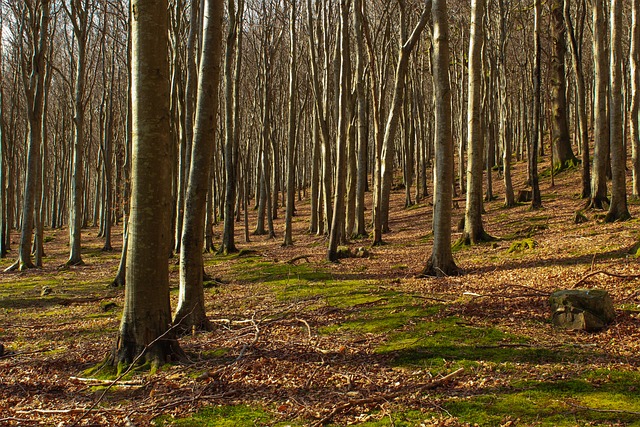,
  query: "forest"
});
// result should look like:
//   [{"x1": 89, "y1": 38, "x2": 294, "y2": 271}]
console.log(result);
[{"x1": 1, "y1": 0, "x2": 640, "y2": 425}]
